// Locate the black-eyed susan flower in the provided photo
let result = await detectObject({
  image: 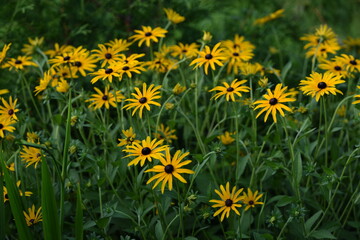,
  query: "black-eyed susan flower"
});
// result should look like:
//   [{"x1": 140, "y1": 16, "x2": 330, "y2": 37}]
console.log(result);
[
  {"x1": 352, "y1": 86, "x2": 360, "y2": 105},
  {"x1": 21, "y1": 37, "x2": 44, "y2": 55},
  {"x1": 242, "y1": 188, "x2": 264, "y2": 211},
  {"x1": 217, "y1": 131, "x2": 235, "y2": 145},
  {"x1": 171, "y1": 42, "x2": 199, "y2": 59},
  {"x1": 27, "y1": 132, "x2": 40, "y2": 143},
  {"x1": 209, "y1": 79, "x2": 250, "y2": 102},
  {"x1": 129, "y1": 26, "x2": 168, "y2": 47},
  {"x1": 305, "y1": 41, "x2": 340, "y2": 59},
  {"x1": 34, "y1": 72, "x2": 52, "y2": 96},
  {"x1": 92, "y1": 44, "x2": 123, "y2": 68},
  {"x1": 56, "y1": 80, "x2": 70, "y2": 93},
  {"x1": 49, "y1": 46, "x2": 87, "y2": 67},
  {"x1": 172, "y1": 83, "x2": 186, "y2": 95},
  {"x1": 0, "y1": 89, "x2": 9, "y2": 95},
  {"x1": 153, "y1": 124, "x2": 178, "y2": 143},
  {"x1": 0, "y1": 117, "x2": 16, "y2": 138},
  {"x1": 0, "y1": 96, "x2": 19, "y2": 121},
  {"x1": 3, "y1": 181, "x2": 33, "y2": 202},
  {"x1": 258, "y1": 77, "x2": 269, "y2": 88},
  {"x1": 318, "y1": 58, "x2": 349, "y2": 77},
  {"x1": 23, "y1": 205, "x2": 42, "y2": 226},
  {"x1": 123, "y1": 83, "x2": 161, "y2": 118},
  {"x1": 202, "y1": 31, "x2": 213, "y2": 42},
  {"x1": 123, "y1": 136, "x2": 168, "y2": 167},
  {"x1": 20, "y1": 145, "x2": 44, "y2": 168},
  {"x1": 145, "y1": 54, "x2": 177, "y2": 73},
  {"x1": 86, "y1": 86, "x2": 124, "y2": 110},
  {"x1": 71, "y1": 51, "x2": 97, "y2": 77},
  {"x1": 221, "y1": 34, "x2": 256, "y2": 52},
  {"x1": 223, "y1": 48, "x2": 254, "y2": 74},
  {"x1": 190, "y1": 42, "x2": 226, "y2": 75},
  {"x1": 117, "y1": 127, "x2": 140, "y2": 147},
  {"x1": 336, "y1": 54, "x2": 360, "y2": 72},
  {"x1": 90, "y1": 64, "x2": 121, "y2": 84},
  {"x1": 117, "y1": 61, "x2": 146, "y2": 80},
  {"x1": 254, "y1": 83, "x2": 296, "y2": 123},
  {"x1": 45, "y1": 43, "x2": 73, "y2": 58},
  {"x1": 299, "y1": 72, "x2": 345, "y2": 102},
  {"x1": 163, "y1": 8, "x2": 185, "y2": 24},
  {"x1": 343, "y1": 37, "x2": 360, "y2": 53},
  {"x1": 3, "y1": 56, "x2": 37, "y2": 71},
  {"x1": 209, "y1": 182, "x2": 244, "y2": 222},
  {"x1": 0, "y1": 43, "x2": 11, "y2": 64},
  {"x1": 145, "y1": 148, "x2": 194, "y2": 193},
  {"x1": 105, "y1": 38, "x2": 132, "y2": 52}
]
